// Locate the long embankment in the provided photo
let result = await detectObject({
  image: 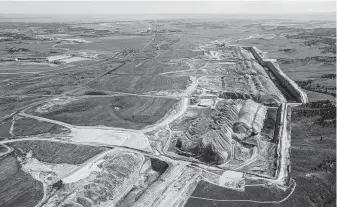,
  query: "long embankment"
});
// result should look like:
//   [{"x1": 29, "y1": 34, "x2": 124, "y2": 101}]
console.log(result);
[
  {"x1": 245, "y1": 46, "x2": 308, "y2": 104},
  {"x1": 274, "y1": 103, "x2": 291, "y2": 187},
  {"x1": 243, "y1": 46, "x2": 307, "y2": 188}
]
